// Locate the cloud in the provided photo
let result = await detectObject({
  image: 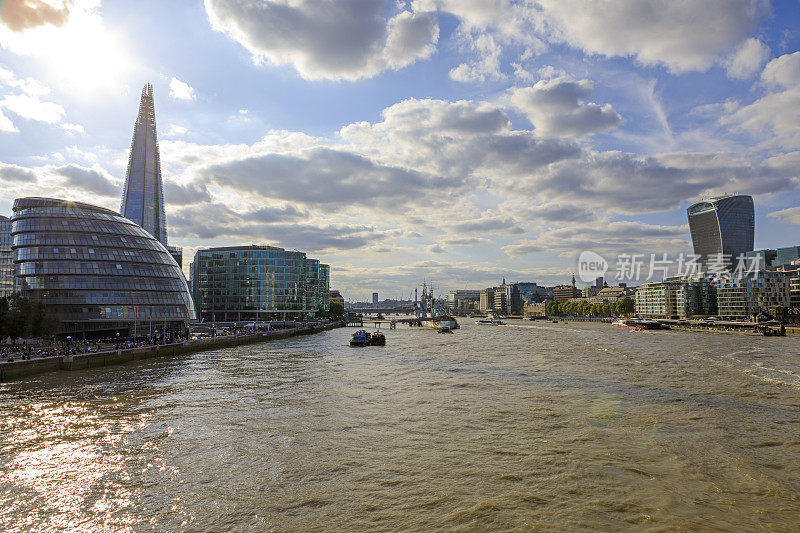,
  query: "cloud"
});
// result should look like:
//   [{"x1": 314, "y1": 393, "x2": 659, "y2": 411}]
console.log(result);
[
  {"x1": 509, "y1": 78, "x2": 622, "y2": 137},
  {"x1": 0, "y1": 109, "x2": 17, "y2": 133},
  {"x1": 450, "y1": 214, "x2": 523, "y2": 234},
  {"x1": 427, "y1": 243, "x2": 446, "y2": 254},
  {"x1": 0, "y1": 93, "x2": 65, "y2": 123},
  {"x1": 0, "y1": 0, "x2": 70, "y2": 32},
  {"x1": 340, "y1": 97, "x2": 581, "y2": 180},
  {"x1": 767, "y1": 206, "x2": 800, "y2": 225},
  {"x1": 449, "y1": 33, "x2": 504, "y2": 83},
  {"x1": 61, "y1": 122, "x2": 84, "y2": 134},
  {"x1": 197, "y1": 146, "x2": 465, "y2": 211},
  {"x1": 722, "y1": 52, "x2": 800, "y2": 150},
  {"x1": 163, "y1": 180, "x2": 212, "y2": 205},
  {"x1": 205, "y1": 0, "x2": 439, "y2": 81},
  {"x1": 535, "y1": 0, "x2": 768, "y2": 74},
  {"x1": 52, "y1": 164, "x2": 121, "y2": 197},
  {"x1": 723, "y1": 37, "x2": 770, "y2": 79},
  {"x1": 503, "y1": 220, "x2": 690, "y2": 258},
  {"x1": 169, "y1": 202, "x2": 383, "y2": 251},
  {"x1": 169, "y1": 78, "x2": 196, "y2": 101},
  {"x1": 0, "y1": 162, "x2": 35, "y2": 182},
  {"x1": 165, "y1": 124, "x2": 188, "y2": 136},
  {"x1": 760, "y1": 51, "x2": 800, "y2": 89}
]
